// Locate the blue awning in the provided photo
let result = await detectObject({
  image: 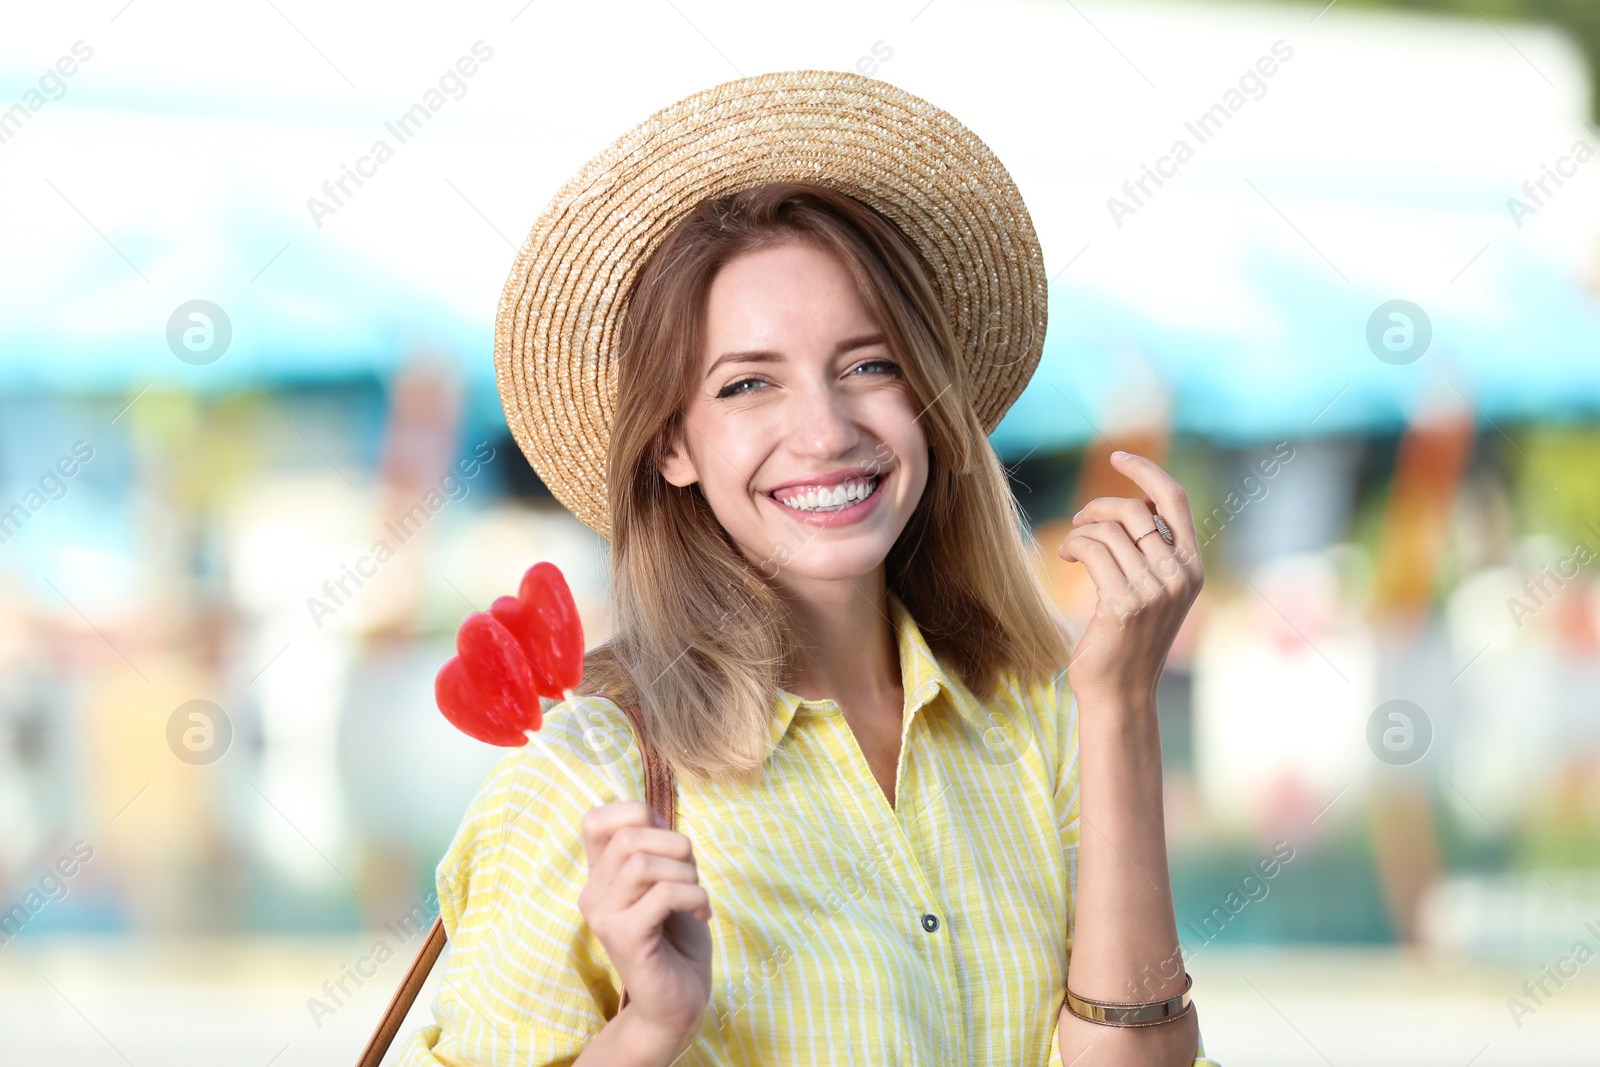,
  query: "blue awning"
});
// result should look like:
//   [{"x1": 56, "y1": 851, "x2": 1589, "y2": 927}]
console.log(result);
[{"x1": 991, "y1": 182, "x2": 1600, "y2": 455}]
